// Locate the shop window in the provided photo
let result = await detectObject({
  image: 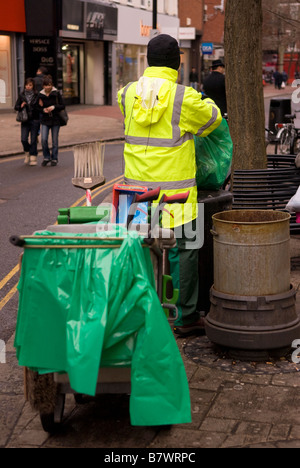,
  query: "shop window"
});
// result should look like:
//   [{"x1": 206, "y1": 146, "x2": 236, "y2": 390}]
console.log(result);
[
  {"x1": 0, "y1": 35, "x2": 12, "y2": 109},
  {"x1": 62, "y1": 44, "x2": 80, "y2": 104},
  {"x1": 116, "y1": 44, "x2": 148, "y2": 91}
]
